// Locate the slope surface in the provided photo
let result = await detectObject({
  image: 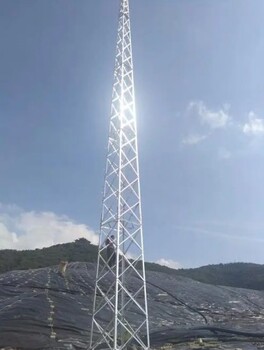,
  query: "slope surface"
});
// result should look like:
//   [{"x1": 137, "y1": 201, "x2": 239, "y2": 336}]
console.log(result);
[
  {"x1": 1, "y1": 239, "x2": 264, "y2": 291},
  {"x1": 1, "y1": 262, "x2": 264, "y2": 349}
]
